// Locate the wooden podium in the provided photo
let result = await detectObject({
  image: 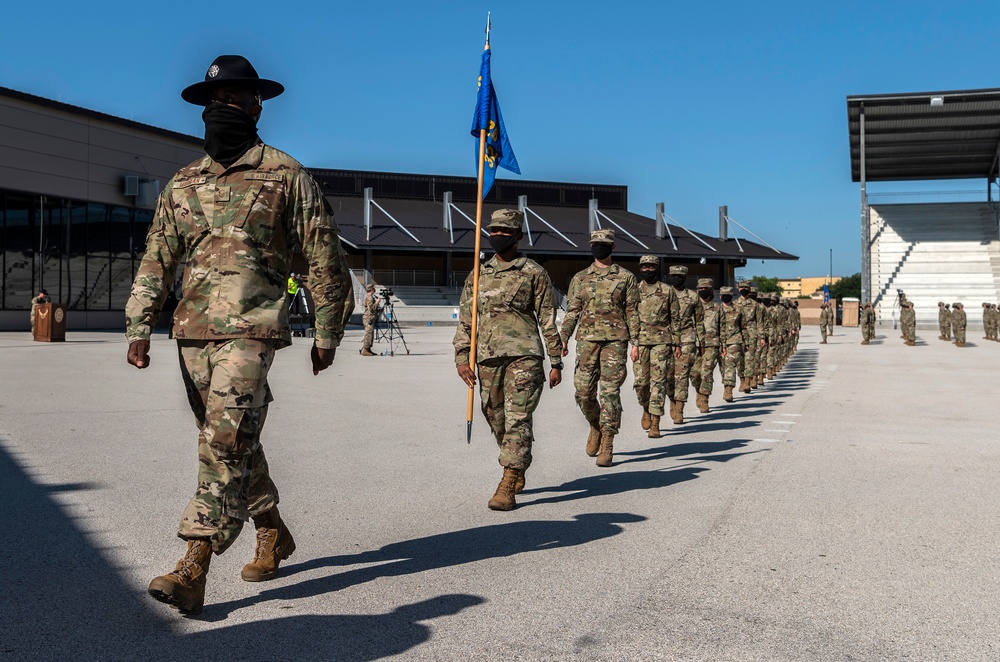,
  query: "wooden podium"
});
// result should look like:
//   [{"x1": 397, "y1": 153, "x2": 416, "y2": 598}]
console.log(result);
[{"x1": 33, "y1": 303, "x2": 67, "y2": 342}]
